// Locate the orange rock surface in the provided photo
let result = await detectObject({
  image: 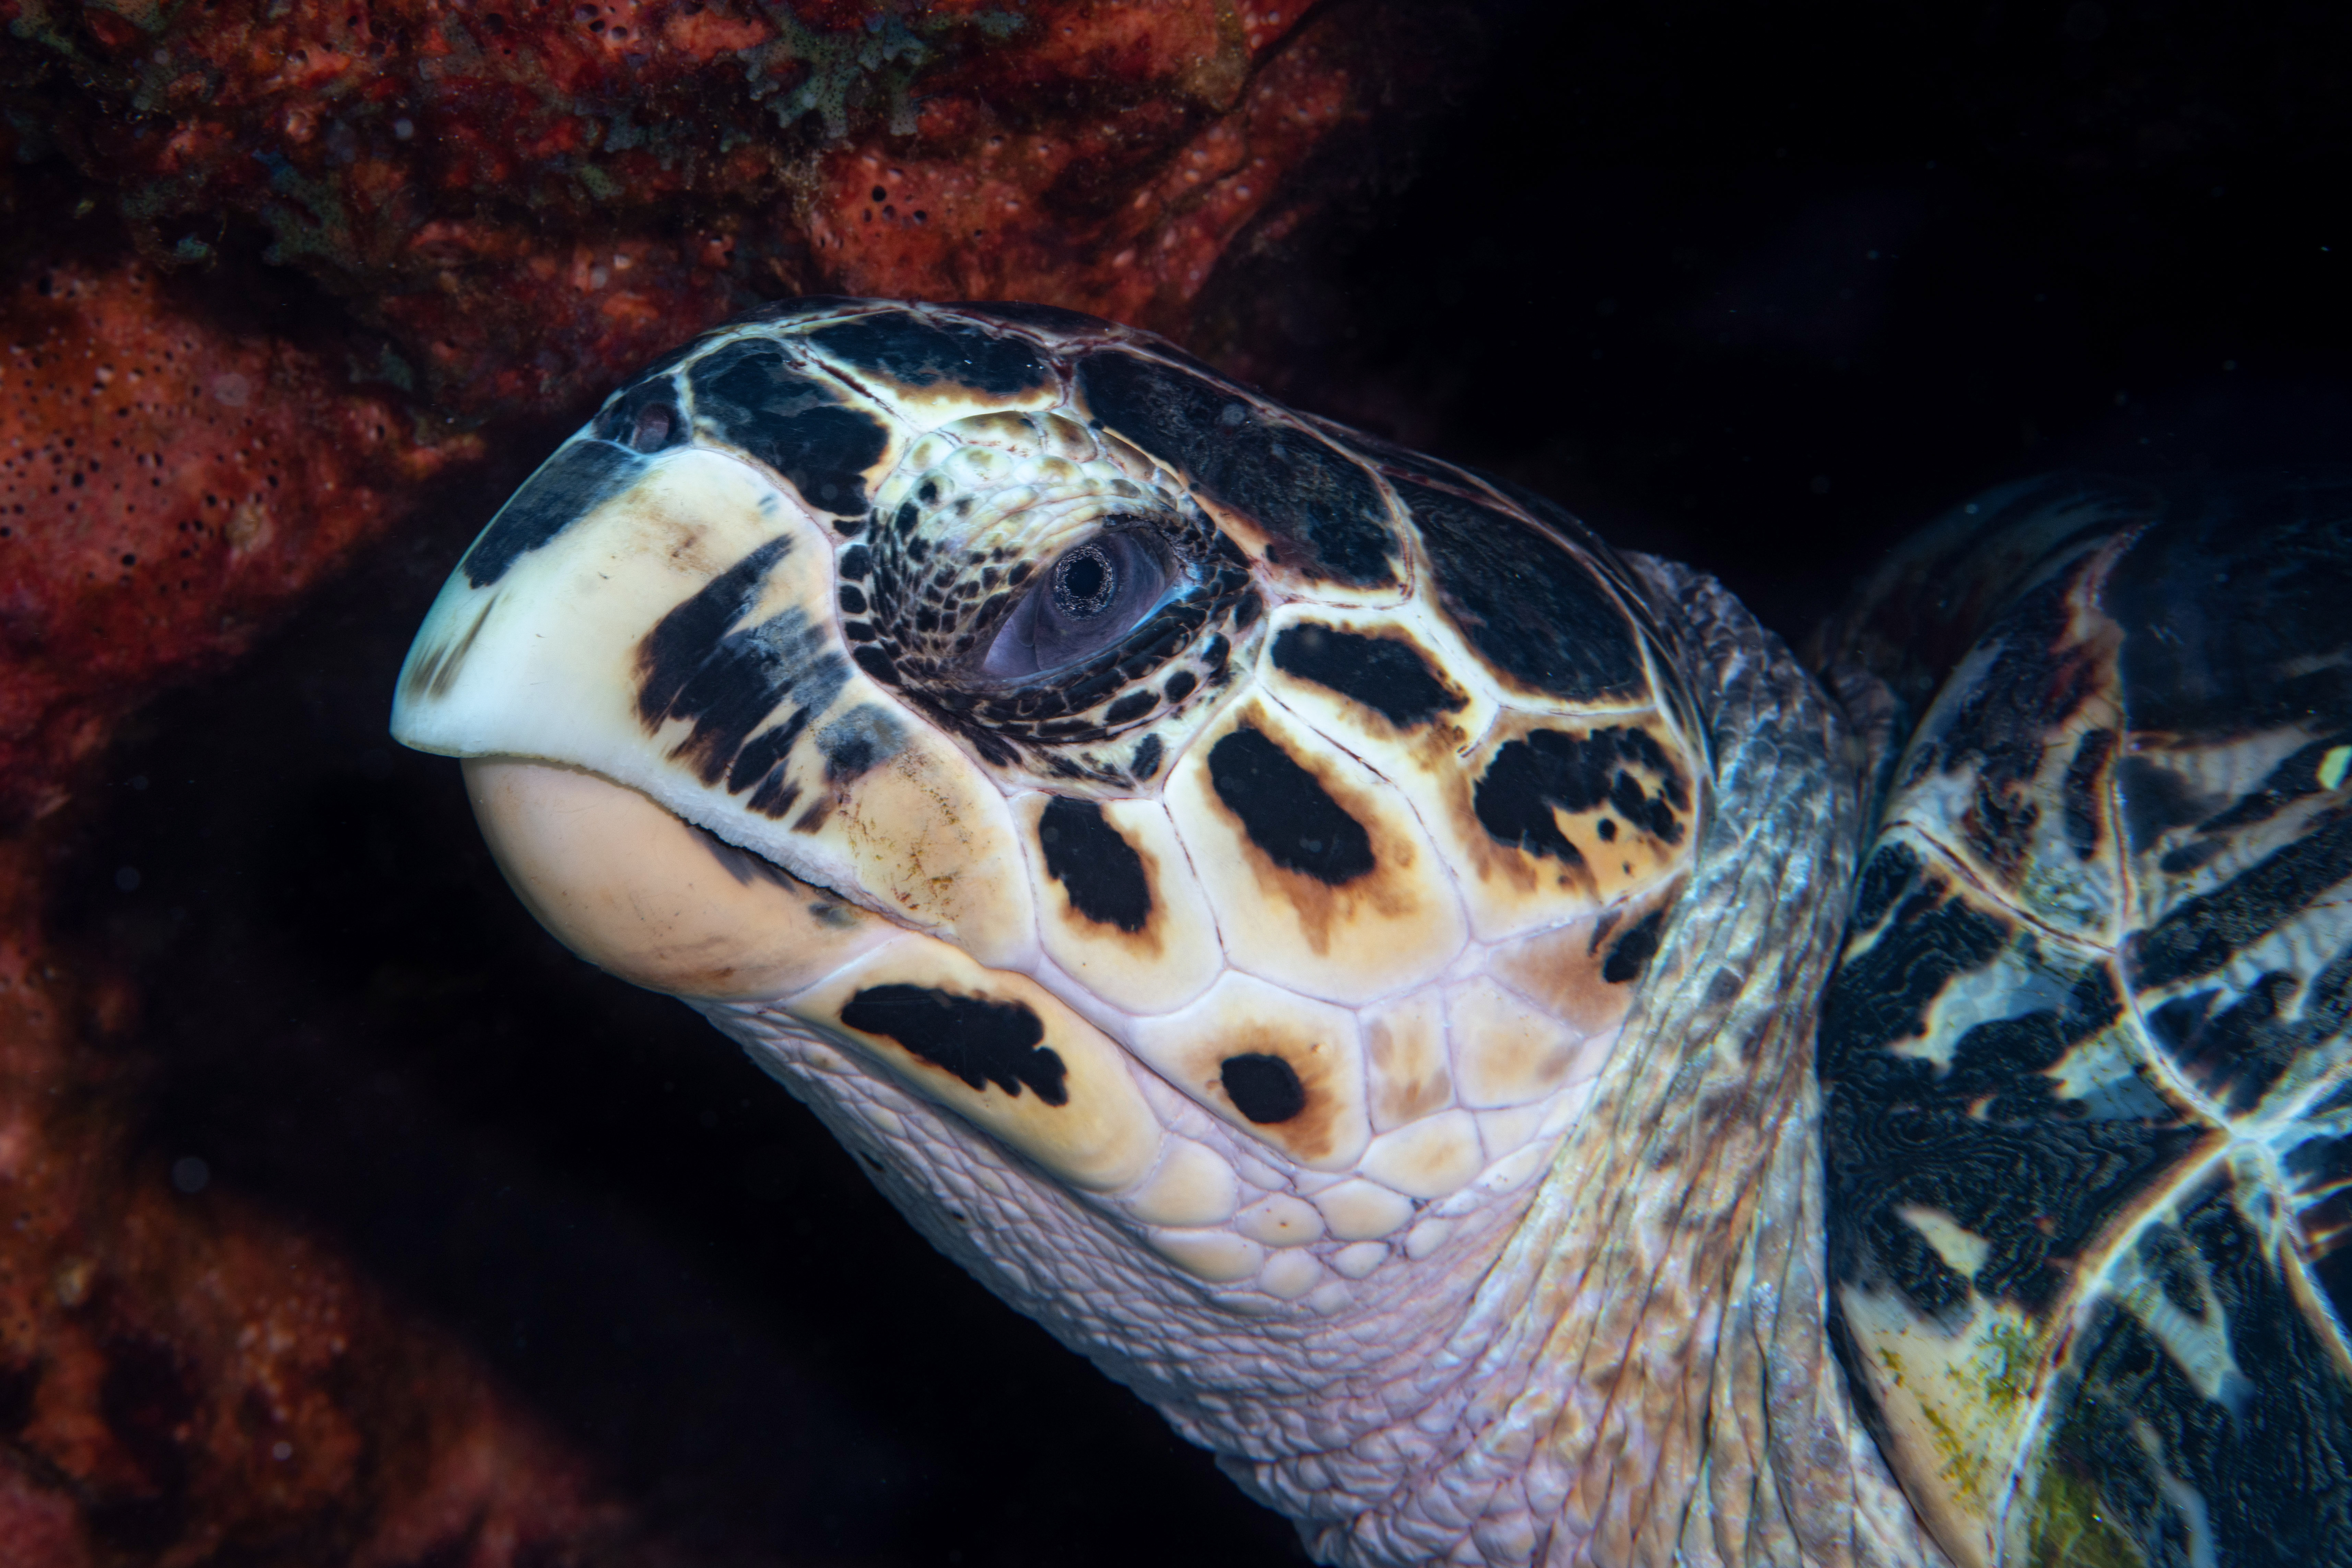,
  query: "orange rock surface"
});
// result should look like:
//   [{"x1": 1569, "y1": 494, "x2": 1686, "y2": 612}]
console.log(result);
[
  {"x1": 7, "y1": 0, "x2": 1442, "y2": 417},
  {"x1": 1, "y1": 260, "x2": 482, "y2": 820}
]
